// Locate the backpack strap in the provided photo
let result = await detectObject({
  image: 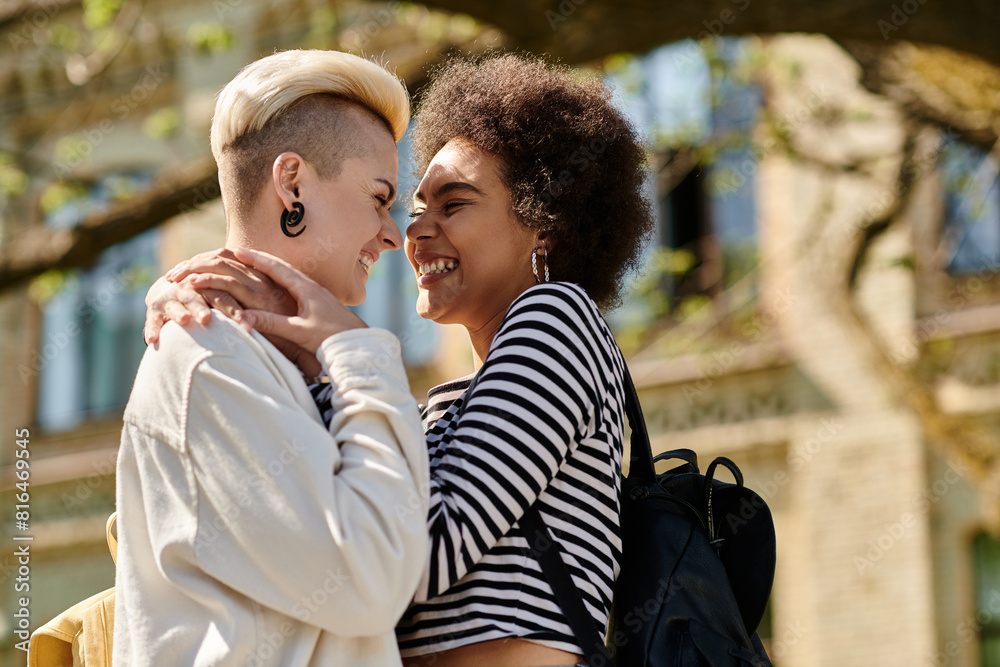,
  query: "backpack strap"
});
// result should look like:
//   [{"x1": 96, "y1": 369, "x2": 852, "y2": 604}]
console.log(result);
[
  {"x1": 622, "y1": 362, "x2": 655, "y2": 486},
  {"x1": 520, "y1": 504, "x2": 612, "y2": 666}
]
